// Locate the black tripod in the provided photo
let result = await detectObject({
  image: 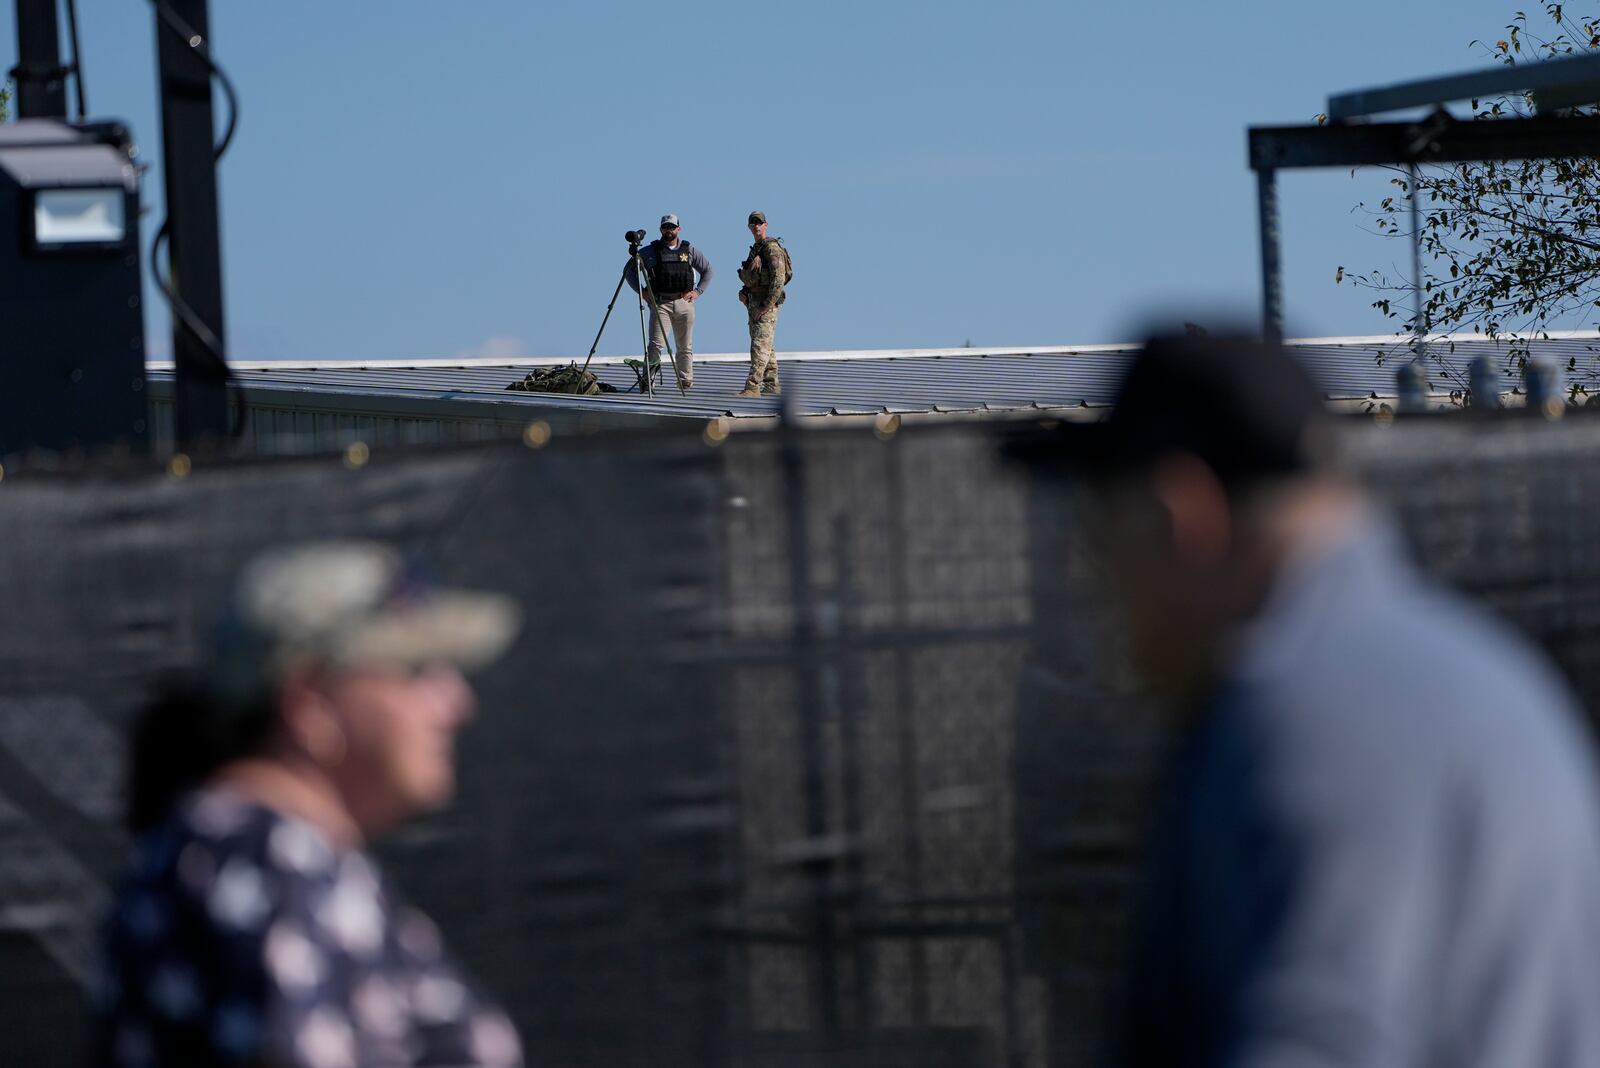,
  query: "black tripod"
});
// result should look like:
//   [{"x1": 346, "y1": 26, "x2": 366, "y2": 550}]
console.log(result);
[{"x1": 581, "y1": 232, "x2": 679, "y2": 397}]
